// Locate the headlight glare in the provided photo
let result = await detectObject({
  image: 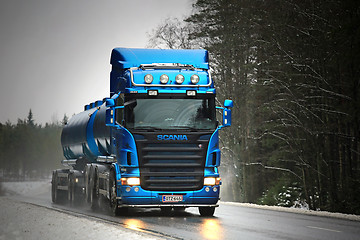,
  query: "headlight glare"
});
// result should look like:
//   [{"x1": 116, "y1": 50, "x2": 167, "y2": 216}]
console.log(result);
[
  {"x1": 204, "y1": 177, "x2": 216, "y2": 186},
  {"x1": 126, "y1": 177, "x2": 140, "y2": 186},
  {"x1": 204, "y1": 177, "x2": 221, "y2": 186},
  {"x1": 121, "y1": 177, "x2": 140, "y2": 186}
]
